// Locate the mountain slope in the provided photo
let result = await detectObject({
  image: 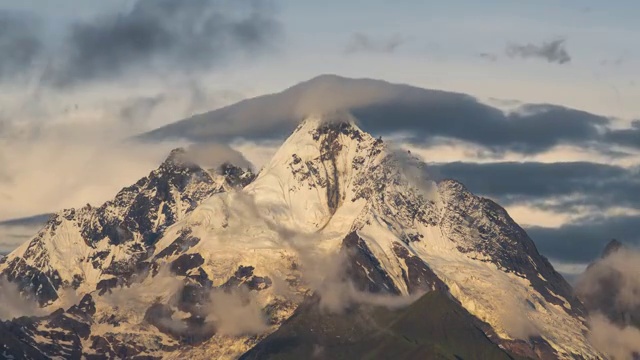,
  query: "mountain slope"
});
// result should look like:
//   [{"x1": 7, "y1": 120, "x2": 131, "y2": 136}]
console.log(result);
[
  {"x1": 1, "y1": 114, "x2": 600, "y2": 359},
  {"x1": 0, "y1": 149, "x2": 255, "y2": 306},
  {"x1": 240, "y1": 290, "x2": 524, "y2": 360},
  {"x1": 147, "y1": 115, "x2": 598, "y2": 358}
]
